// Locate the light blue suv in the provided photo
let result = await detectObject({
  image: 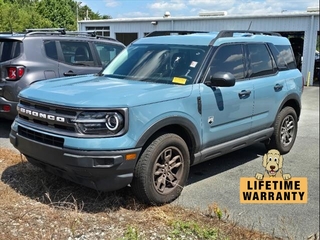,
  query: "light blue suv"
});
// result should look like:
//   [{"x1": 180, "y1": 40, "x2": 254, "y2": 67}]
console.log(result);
[{"x1": 10, "y1": 30, "x2": 303, "y2": 205}]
